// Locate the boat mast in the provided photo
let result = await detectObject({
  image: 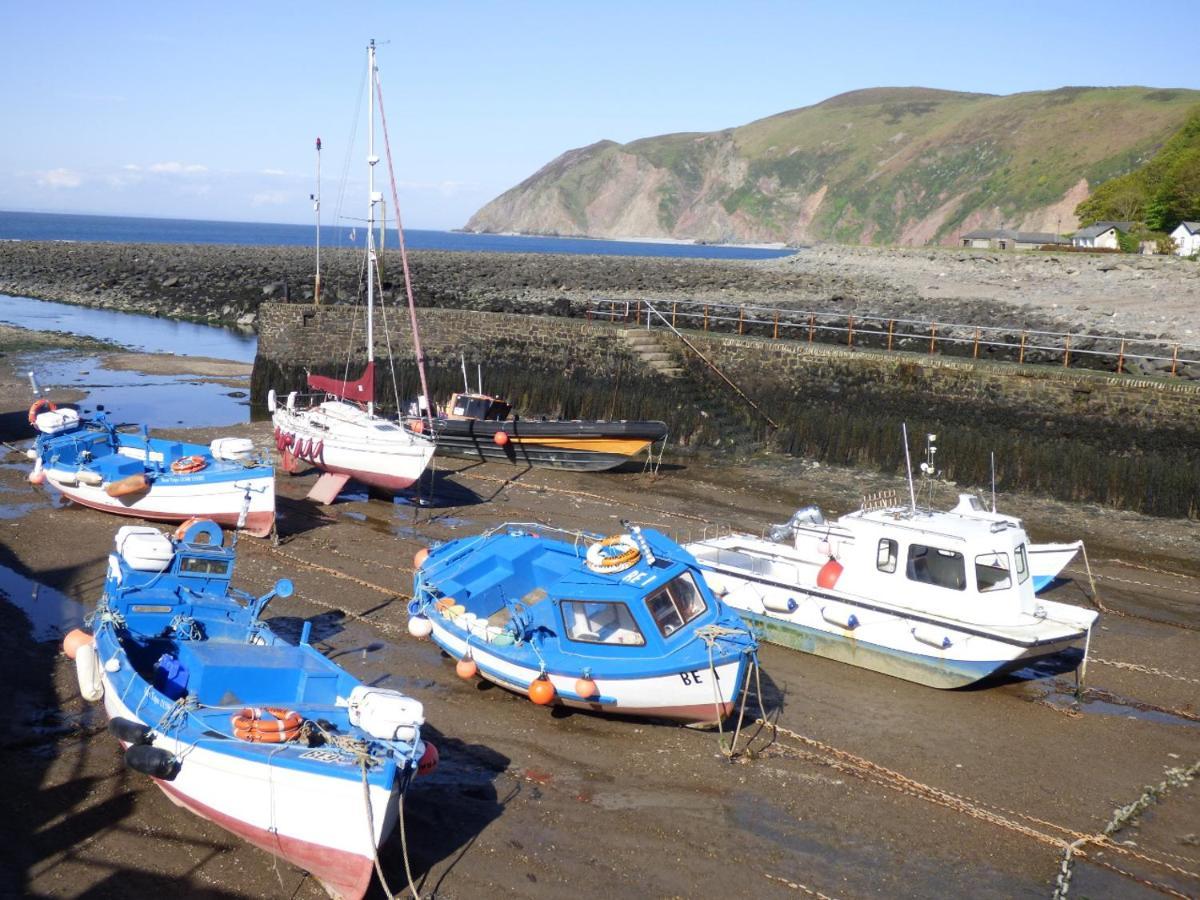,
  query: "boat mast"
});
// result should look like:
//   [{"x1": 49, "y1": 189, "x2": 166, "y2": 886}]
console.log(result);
[
  {"x1": 365, "y1": 39, "x2": 379, "y2": 417},
  {"x1": 312, "y1": 136, "x2": 322, "y2": 305}
]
